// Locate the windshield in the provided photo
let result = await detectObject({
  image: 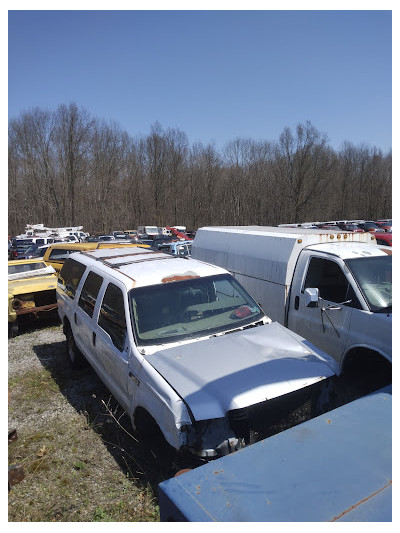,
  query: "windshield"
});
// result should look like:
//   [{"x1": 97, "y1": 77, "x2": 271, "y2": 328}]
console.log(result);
[
  {"x1": 346, "y1": 255, "x2": 392, "y2": 312},
  {"x1": 129, "y1": 274, "x2": 264, "y2": 346},
  {"x1": 363, "y1": 223, "x2": 379, "y2": 230},
  {"x1": 15, "y1": 239, "x2": 33, "y2": 246},
  {"x1": 8, "y1": 261, "x2": 48, "y2": 275},
  {"x1": 22, "y1": 244, "x2": 39, "y2": 256}
]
